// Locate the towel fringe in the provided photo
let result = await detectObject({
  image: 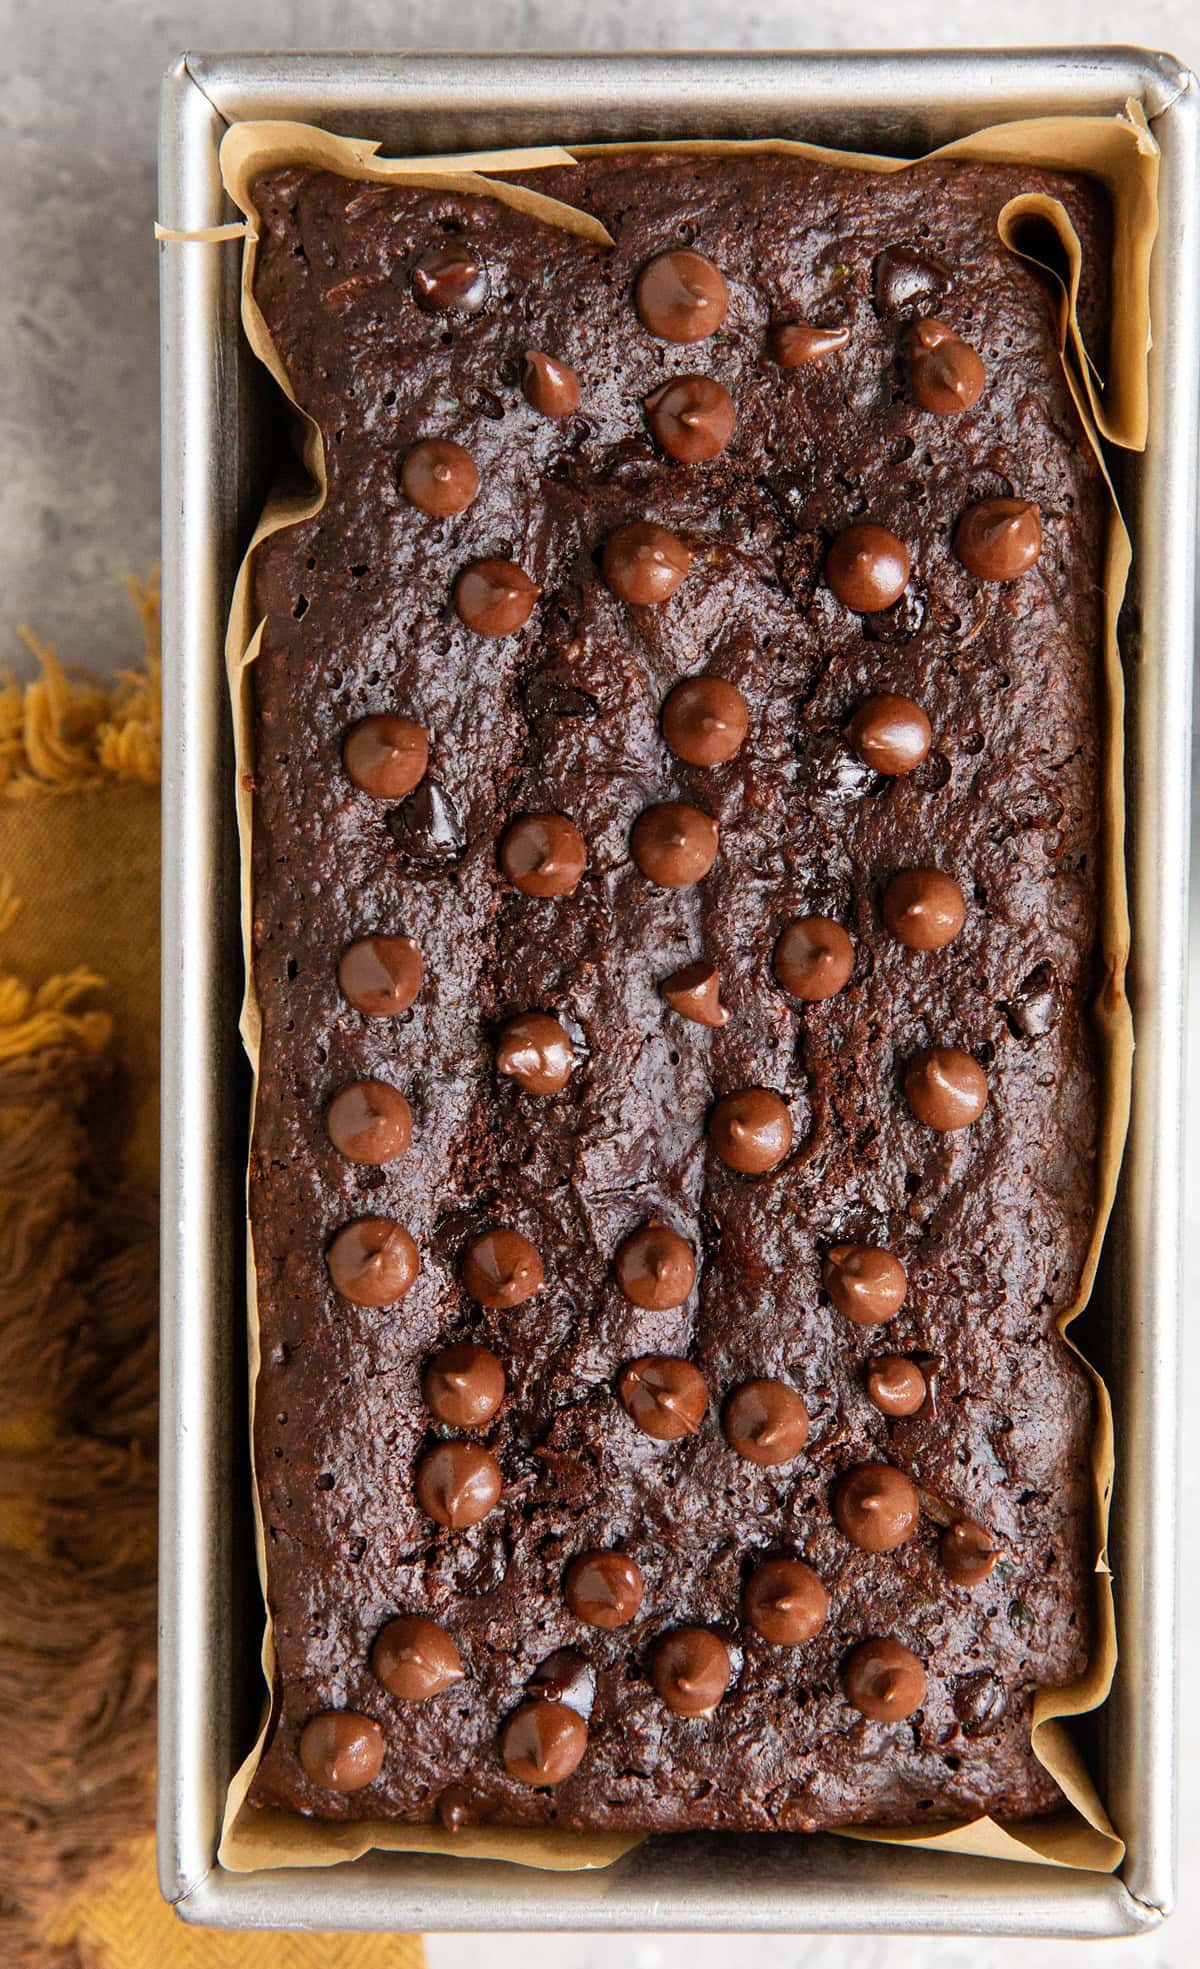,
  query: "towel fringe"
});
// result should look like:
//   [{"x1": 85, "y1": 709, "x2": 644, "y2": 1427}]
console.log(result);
[
  {"x1": 0, "y1": 578, "x2": 161, "y2": 1961},
  {"x1": 0, "y1": 1030, "x2": 158, "y2": 1968},
  {"x1": 1, "y1": 576, "x2": 161, "y2": 800}
]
